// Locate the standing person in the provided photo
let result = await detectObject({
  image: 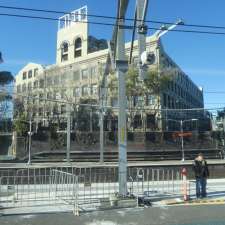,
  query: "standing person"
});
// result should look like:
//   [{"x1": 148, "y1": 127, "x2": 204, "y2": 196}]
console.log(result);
[{"x1": 193, "y1": 153, "x2": 209, "y2": 199}]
